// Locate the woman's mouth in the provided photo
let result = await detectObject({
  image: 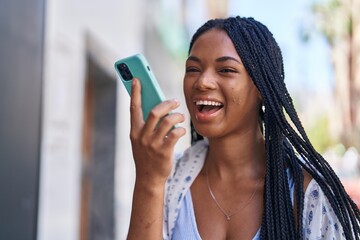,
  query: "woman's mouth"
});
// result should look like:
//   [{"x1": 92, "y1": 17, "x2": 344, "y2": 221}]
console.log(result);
[{"x1": 195, "y1": 100, "x2": 224, "y2": 115}]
